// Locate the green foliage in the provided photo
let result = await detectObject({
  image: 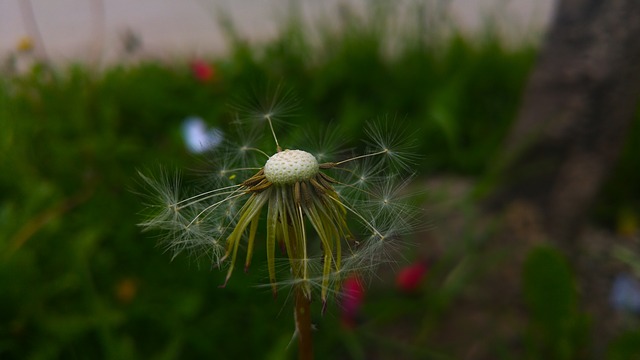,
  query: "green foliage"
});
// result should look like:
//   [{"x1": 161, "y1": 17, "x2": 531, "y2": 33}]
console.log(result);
[
  {"x1": 595, "y1": 107, "x2": 640, "y2": 228},
  {"x1": 522, "y1": 246, "x2": 589, "y2": 359},
  {"x1": 0, "y1": 63, "x2": 292, "y2": 359},
  {"x1": 608, "y1": 330, "x2": 640, "y2": 360}
]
